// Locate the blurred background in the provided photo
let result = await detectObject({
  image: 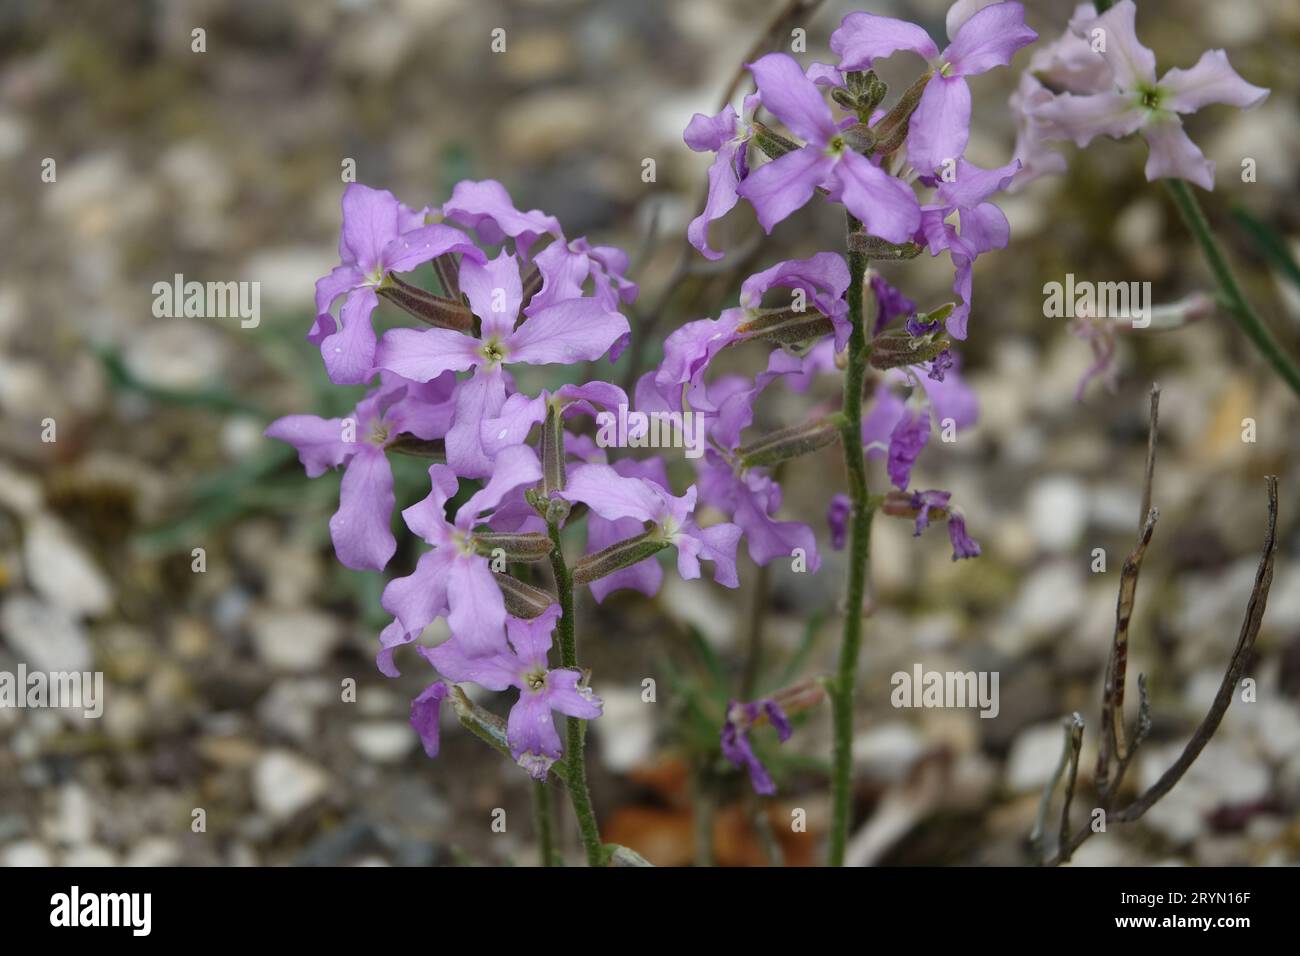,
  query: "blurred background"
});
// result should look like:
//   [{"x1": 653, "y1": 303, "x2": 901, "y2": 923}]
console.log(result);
[{"x1": 1, "y1": 0, "x2": 1298, "y2": 866}]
